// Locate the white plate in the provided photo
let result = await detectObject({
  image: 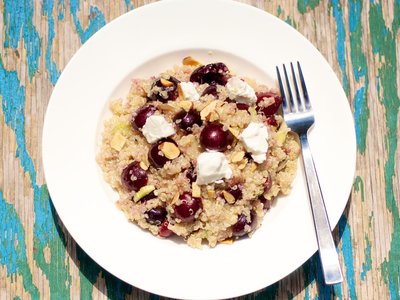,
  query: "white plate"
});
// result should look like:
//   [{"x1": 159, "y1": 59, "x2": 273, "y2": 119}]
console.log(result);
[{"x1": 42, "y1": 0, "x2": 356, "y2": 299}]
